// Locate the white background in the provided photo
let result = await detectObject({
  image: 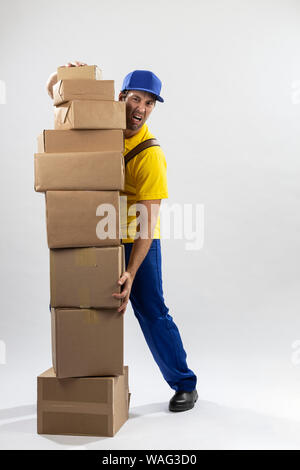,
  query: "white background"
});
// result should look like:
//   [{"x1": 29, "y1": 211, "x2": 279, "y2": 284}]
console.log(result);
[{"x1": 0, "y1": 0, "x2": 300, "y2": 449}]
